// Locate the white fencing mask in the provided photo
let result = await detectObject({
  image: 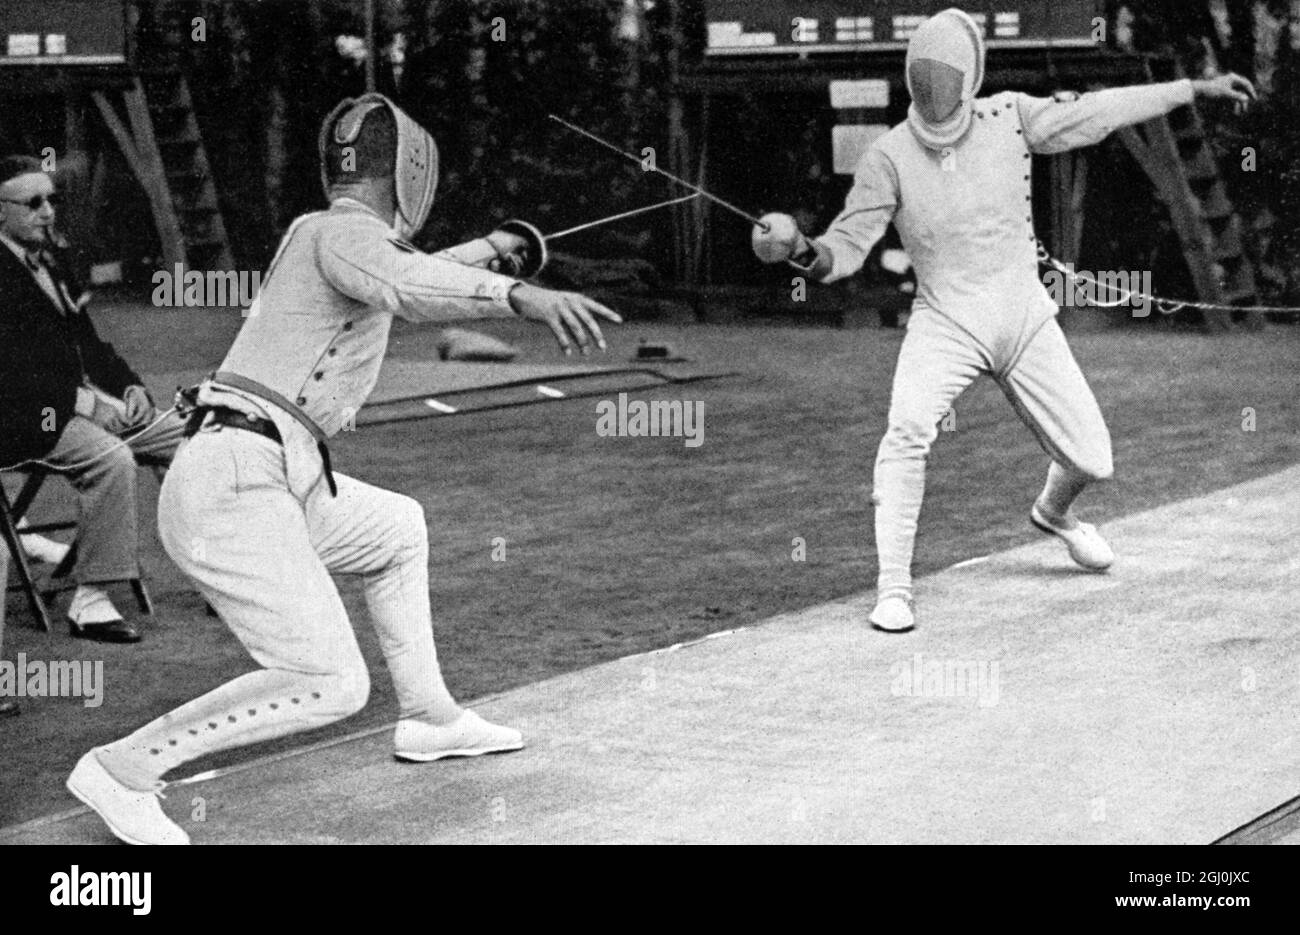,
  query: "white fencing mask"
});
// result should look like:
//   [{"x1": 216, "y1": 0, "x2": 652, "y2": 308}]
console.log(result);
[
  {"x1": 905, "y1": 9, "x2": 986, "y2": 151},
  {"x1": 319, "y1": 93, "x2": 439, "y2": 239}
]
